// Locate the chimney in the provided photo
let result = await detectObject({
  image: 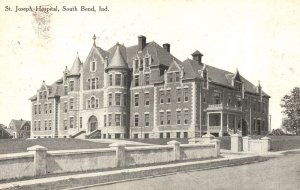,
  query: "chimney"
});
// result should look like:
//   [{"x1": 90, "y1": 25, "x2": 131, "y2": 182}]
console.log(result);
[
  {"x1": 138, "y1": 35, "x2": 146, "y2": 51},
  {"x1": 163, "y1": 43, "x2": 170, "y2": 53},
  {"x1": 191, "y1": 50, "x2": 203, "y2": 64}
]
